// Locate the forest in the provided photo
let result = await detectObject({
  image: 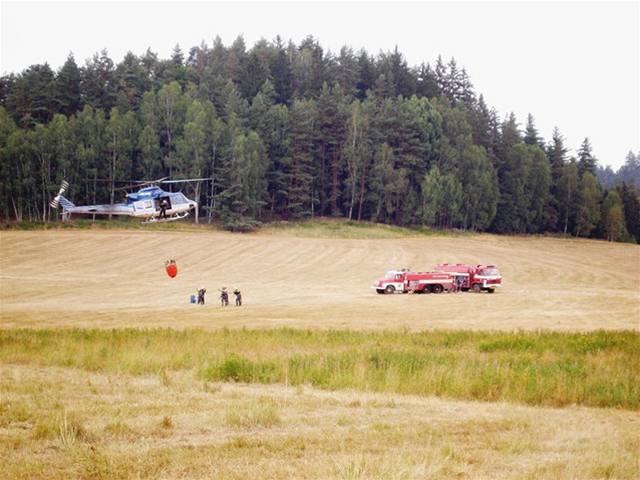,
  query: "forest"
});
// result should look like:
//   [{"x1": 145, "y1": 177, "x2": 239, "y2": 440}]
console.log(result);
[{"x1": 1, "y1": 35, "x2": 638, "y2": 241}]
